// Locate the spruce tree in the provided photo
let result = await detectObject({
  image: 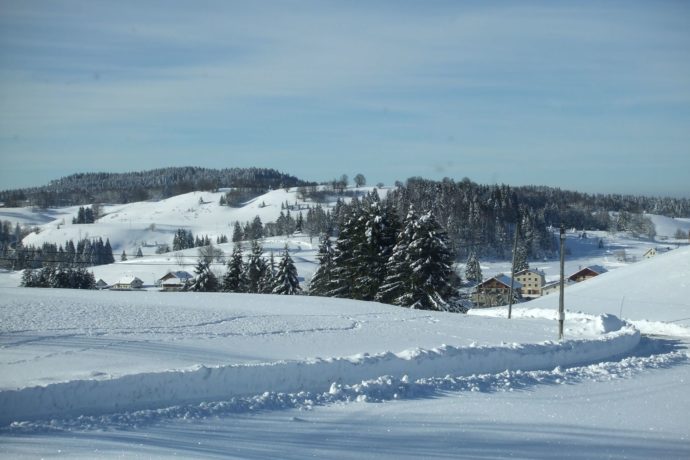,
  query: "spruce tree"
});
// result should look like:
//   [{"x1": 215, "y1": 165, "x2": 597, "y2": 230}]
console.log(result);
[
  {"x1": 404, "y1": 211, "x2": 455, "y2": 310},
  {"x1": 465, "y1": 251, "x2": 483, "y2": 284},
  {"x1": 223, "y1": 244, "x2": 245, "y2": 292},
  {"x1": 326, "y1": 207, "x2": 363, "y2": 298},
  {"x1": 186, "y1": 260, "x2": 219, "y2": 292},
  {"x1": 121, "y1": 250, "x2": 127, "y2": 261},
  {"x1": 514, "y1": 243, "x2": 529, "y2": 272},
  {"x1": 376, "y1": 207, "x2": 417, "y2": 305},
  {"x1": 273, "y1": 246, "x2": 301, "y2": 295},
  {"x1": 309, "y1": 234, "x2": 334, "y2": 296},
  {"x1": 259, "y1": 251, "x2": 277, "y2": 293},
  {"x1": 243, "y1": 240, "x2": 267, "y2": 293}
]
